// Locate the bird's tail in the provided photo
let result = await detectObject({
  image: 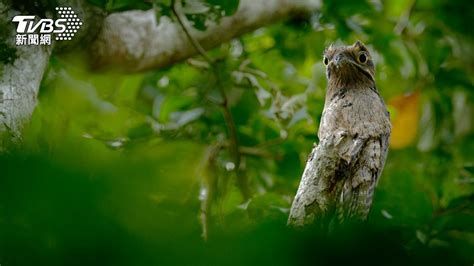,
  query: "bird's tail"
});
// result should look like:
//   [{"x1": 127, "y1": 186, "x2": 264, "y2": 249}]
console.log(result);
[
  {"x1": 336, "y1": 175, "x2": 376, "y2": 224},
  {"x1": 336, "y1": 139, "x2": 381, "y2": 223}
]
